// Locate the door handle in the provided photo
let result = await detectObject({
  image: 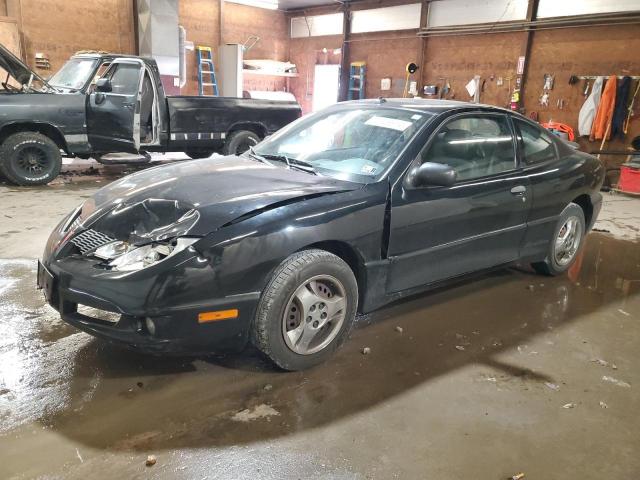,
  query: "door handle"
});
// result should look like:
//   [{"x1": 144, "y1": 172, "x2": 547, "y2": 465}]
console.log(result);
[{"x1": 511, "y1": 185, "x2": 527, "y2": 195}]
